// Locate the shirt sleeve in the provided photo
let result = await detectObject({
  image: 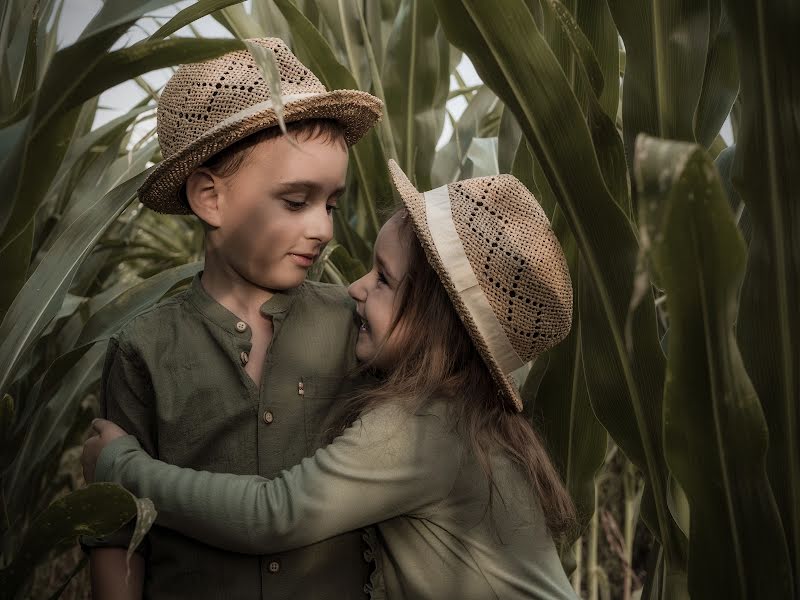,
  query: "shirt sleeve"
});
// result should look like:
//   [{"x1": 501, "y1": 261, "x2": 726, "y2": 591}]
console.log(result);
[
  {"x1": 81, "y1": 335, "x2": 157, "y2": 554},
  {"x1": 95, "y1": 403, "x2": 463, "y2": 555}
]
